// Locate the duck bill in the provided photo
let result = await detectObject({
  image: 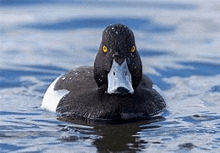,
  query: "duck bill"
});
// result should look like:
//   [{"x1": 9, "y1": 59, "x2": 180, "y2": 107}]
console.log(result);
[{"x1": 107, "y1": 59, "x2": 134, "y2": 95}]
